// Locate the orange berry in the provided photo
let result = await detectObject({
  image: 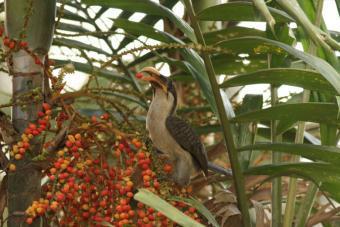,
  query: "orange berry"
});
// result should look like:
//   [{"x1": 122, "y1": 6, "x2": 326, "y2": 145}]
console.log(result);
[
  {"x1": 50, "y1": 203, "x2": 58, "y2": 211},
  {"x1": 8, "y1": 164, "x2": 16, "y2": 171},
  {"x1": 91, "y1": 115, "x2": 97, "y2": 123},
  {"x1": 50, "y1": 168, "x2": 57, "y2": 174},
  {"x1": 137, "y1": 152, "x2": 146, "y2": 159},
  {"x1": 126, "y1": 181, "x2": 133, "y2": 187},
  {"x1": 128, "y1": 210, "x2": 135, "y2": 217},
  {"x1": 101, "y1": 113, "x2": 110, "y2": 120},
  {"x1": 42, "y1": 103, "x2": 51, "y2": 111},
  {"x1": 14, "y1": 153, "x2": 22, "y2": 160},
  {"x1": 114, "y1": 150, "x2": 121, "y2": 157},
  {"x1": 26, "y1": 217, "x2": 33, "y2": 224},
  {"x1": 36, "y1": 207, "x2": 44, "y2": 215},
  {"x1": 75, "y1": 133, "x2": 81, "y2": 140},
  {"x1": 45, "y1": 109, "x2": 52, "y2": 115},
  {"x1": 143, "y1": 175, "x2": 151, "y2": 181},
  {"x1": 163, "y1": 163, "x2": 173, "y2": 173},
  {"x1": 67, "y1": 135, "x2": 76, "y2": 143}
]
